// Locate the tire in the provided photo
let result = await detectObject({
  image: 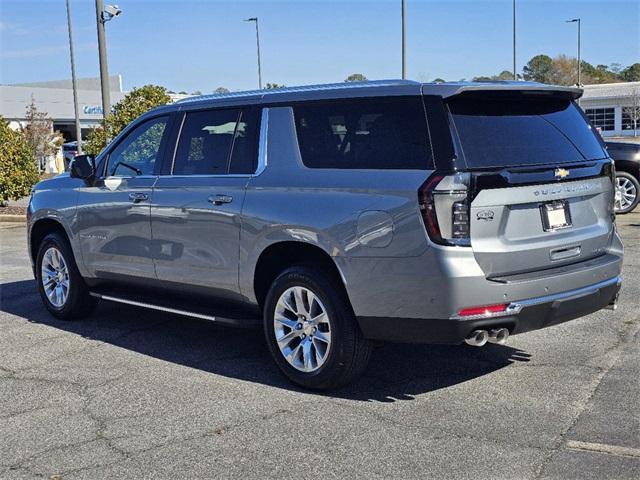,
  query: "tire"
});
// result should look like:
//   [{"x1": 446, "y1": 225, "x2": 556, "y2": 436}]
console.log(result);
[
  {"x1": 263, "y1": 265, "x2": 372, "y2": 390},
  {"x1": 35, "y1": 232, "x2": 98, "y2": 320},
  {"x1": 614, "y1": 171, "x2": 640, "y2": 214}
]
